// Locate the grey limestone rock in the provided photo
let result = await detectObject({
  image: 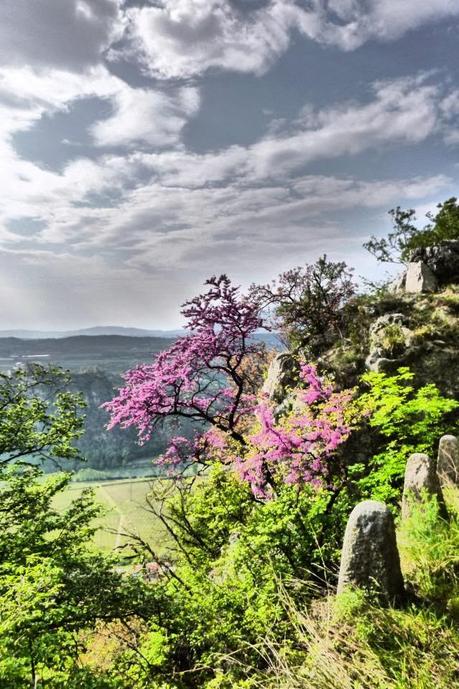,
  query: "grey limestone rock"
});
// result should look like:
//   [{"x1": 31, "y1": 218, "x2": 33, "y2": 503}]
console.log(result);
[
  {"x1": 337, "y1": 500, "x2": 404, "y2": 603},
  {"x1": 402, "y1": 453, "x2": 446, "y2": 520},
  {"x1": 405, "y1": 261, "x2": 437, "y2": 293},
  {"x1": 262, "y1": 352, "x2": 297, "y2": 403},
  {"x1": 365, "y1": 313, "x2": 412, "y2": 372},
  {"x1": 437, "y1": 434, "x2": 459, "y2": 487},
  {"x1": 410, "y1": 240, "x2": 459, "y2": 285}
]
